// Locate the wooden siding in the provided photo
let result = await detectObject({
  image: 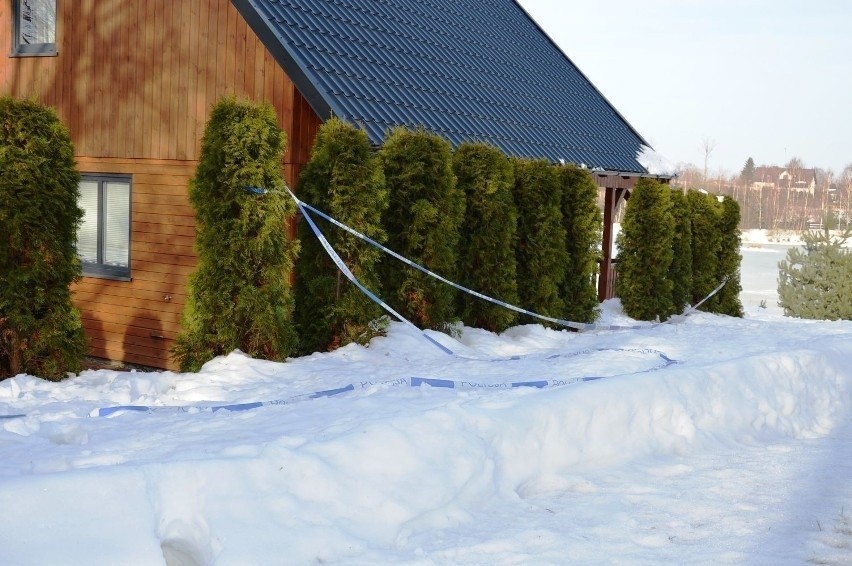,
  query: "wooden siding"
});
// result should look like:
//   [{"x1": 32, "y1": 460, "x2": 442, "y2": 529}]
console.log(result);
[{"x1": 2, "y1": 1, "x2": 322, "y2": 369}]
